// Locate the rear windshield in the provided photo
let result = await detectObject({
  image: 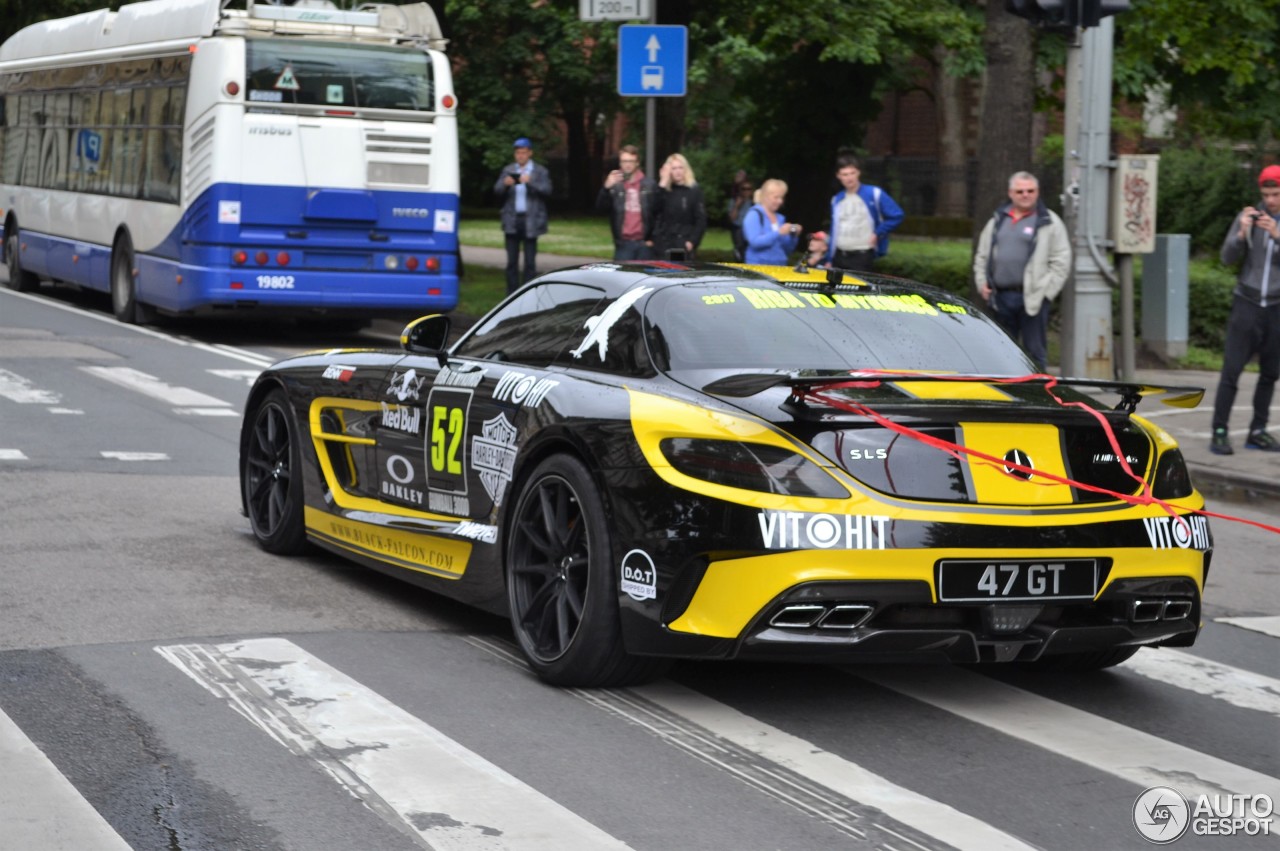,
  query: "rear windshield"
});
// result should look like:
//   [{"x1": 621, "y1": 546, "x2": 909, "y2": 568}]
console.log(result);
[
  {"x1": 245, "y1": 39, "x2": 432, "y2": 111},
  {"x1": 644, "y1": 282, "x2": 1034, "y2": 375}
]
